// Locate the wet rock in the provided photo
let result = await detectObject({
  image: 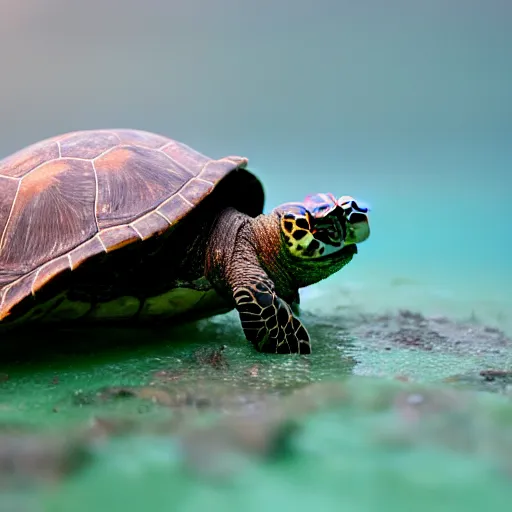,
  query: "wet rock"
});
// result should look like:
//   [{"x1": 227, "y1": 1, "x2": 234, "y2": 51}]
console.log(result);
[
  {"x1": 58, "y1": 378, "x2": 274, "y2": 418},
  {"x1": 68, "y1": 385, "x2": 178, "y2": 409},
  {"x1": 479, "y1": 369, "x2": 512, "y2": 382},
  {"x1": 0, "y1": 434, "x2": 89, "y2": 488},
  {"x1": 384, "y1": 386, "x2": 512, "y2": 457},
  {"x1": 443, "y1": 370, "x2": 512, "y2": 394},
  {"x1": 53, "y1": 385, "x2": 147, "y2": 412},
  {"x1": 347, "y1": 309, "x2": 512, "y2": 357},
  {"x1": 68, "y1": 386, "x2": 138, "y2": 407},
  {"x1": 284, "y1": 380, "x2": 512, "y2": 463},
  {"x1": 81, "y1": 416, "x2": 138, "y2": 442},
  {"x1": 134, "y1": 383, "x2": 266, "y2": 411},
  {"x1": 150, "y1": 369, "x2": 185, "y2": 385},
  {"x1": 193, "y1": 345, "x2": 229, "y2": 369},
  {"x1": 394, "y1": 375, "x2": 411, "y2": 382},
  {"x1": 135, "y1": 387, "x2": 176, "y2": 407},
  {"x1": 179, "y1": 413, "x2": 299, "y2": 479},
  {"x1": 97, "y1": 386, "x2": 139, "y2": 400},
  {"x1": 392, "y1": 388, "x2": 467, "y2": 424},
  {"x1": 246, "y1": 364, "x2": 260, "y2": 377},
  {"x1": 281, "y1": 381, "x2": 350, "y2": 417}
]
